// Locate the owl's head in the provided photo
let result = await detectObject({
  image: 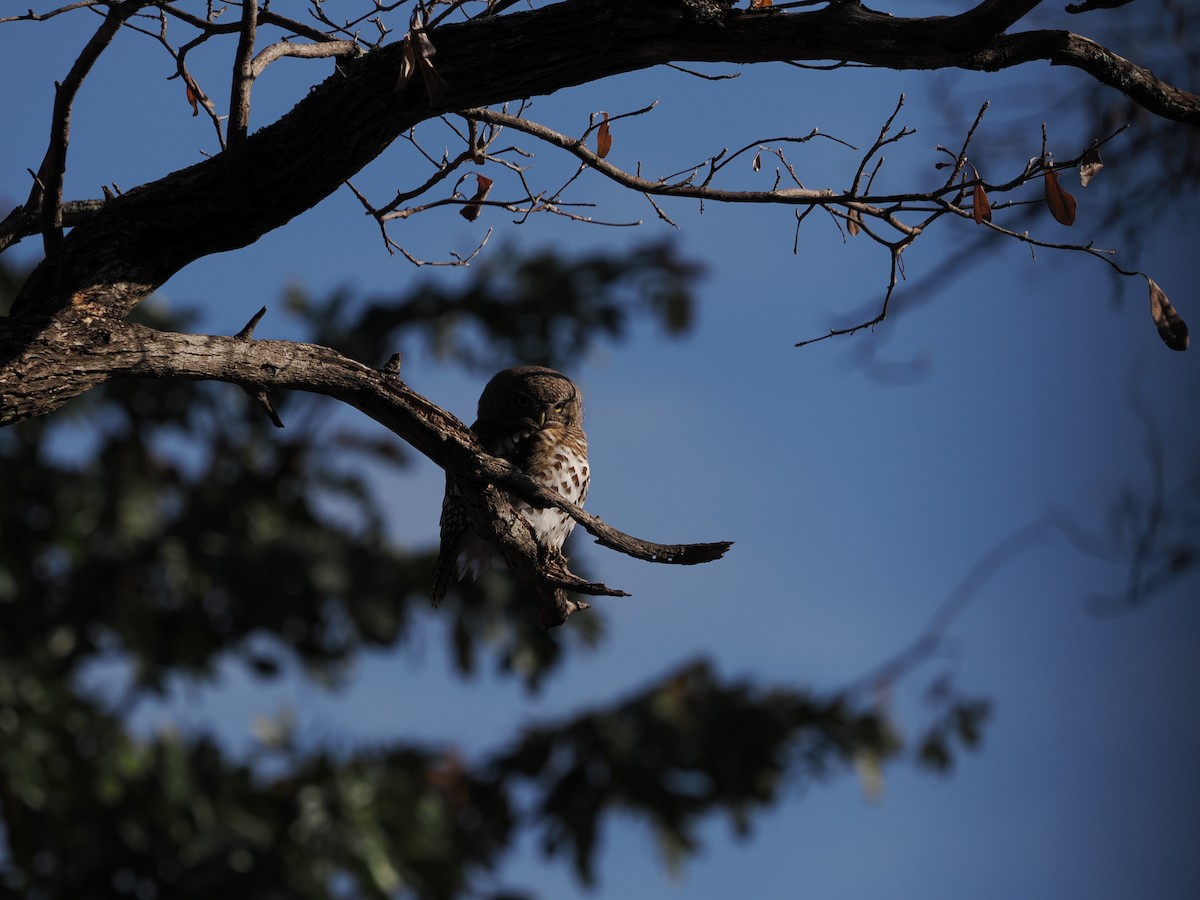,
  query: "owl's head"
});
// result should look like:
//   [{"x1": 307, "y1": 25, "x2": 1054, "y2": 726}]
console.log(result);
[{"x1": 477, "y1": 366, "x2": 582, "y2": 430}]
